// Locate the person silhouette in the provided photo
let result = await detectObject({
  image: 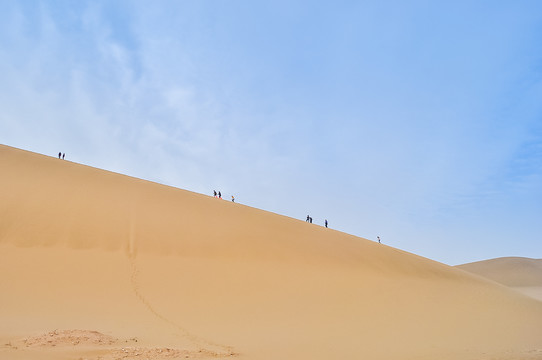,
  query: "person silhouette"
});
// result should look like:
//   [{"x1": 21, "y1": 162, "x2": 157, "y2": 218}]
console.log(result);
[
  {"x1": 325, "y1": 219, "x2": 328, "y2": 228},
  {"x1": 214, "y1": 190, "x2": 217, "y2": 198},
  {"x1": 218, "y1": 191, "x2": 222, "y2": 199},
  {"x1": 58, "y1": 152, "x2": 61, "y2": 159},
  {"x1": 306, "y1": 215, "x2": 310, "y2": 222},
  {"x1": 62, "y1": 153, "x2": 65, "y2": 160},
  {"x1": 231, "y1": 195, "x2": 235, "y2": 202},
  {"x1": 377, "y1": 236, "x2": 381, "y2": 244}
]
